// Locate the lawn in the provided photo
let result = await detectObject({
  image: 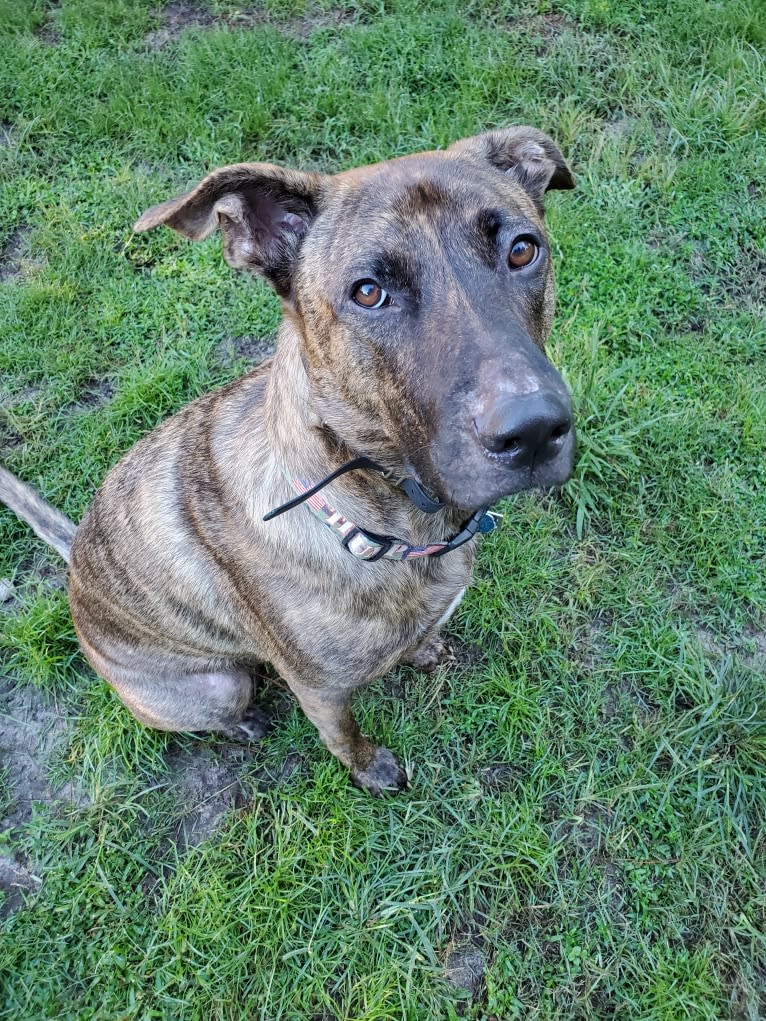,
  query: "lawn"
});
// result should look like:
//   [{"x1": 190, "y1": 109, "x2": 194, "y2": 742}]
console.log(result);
[{"x1": 0, "y1": 0, "x2": 764, "y2": 1018}]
